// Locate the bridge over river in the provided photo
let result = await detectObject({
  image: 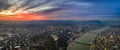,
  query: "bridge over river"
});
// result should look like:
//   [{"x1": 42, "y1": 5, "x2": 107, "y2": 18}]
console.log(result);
[{"x1": 67, "y1": 27, "x2": 110, "y2": 50}]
